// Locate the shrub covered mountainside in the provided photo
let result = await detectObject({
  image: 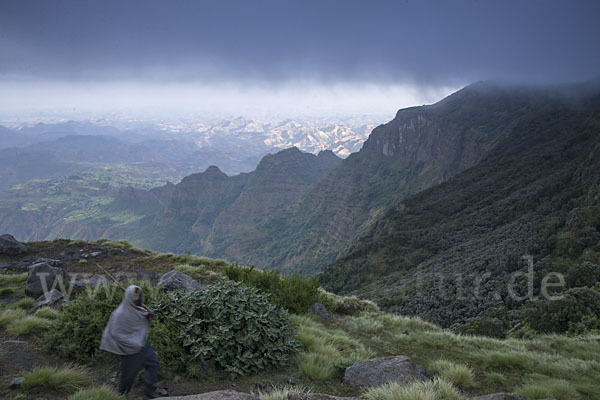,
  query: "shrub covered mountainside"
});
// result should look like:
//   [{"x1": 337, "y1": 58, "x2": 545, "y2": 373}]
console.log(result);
[
  {"x1": 233, "y1": 82, "x2": 559, "y2": 275},
  {"x1": 320, "y1": 81, "x2": 600, "y2": 329}
]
